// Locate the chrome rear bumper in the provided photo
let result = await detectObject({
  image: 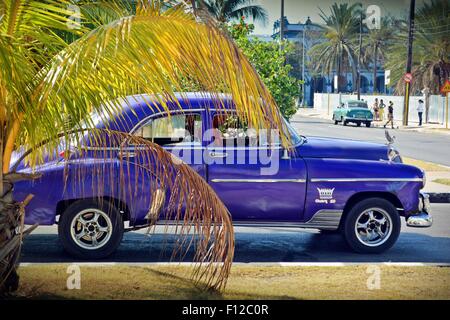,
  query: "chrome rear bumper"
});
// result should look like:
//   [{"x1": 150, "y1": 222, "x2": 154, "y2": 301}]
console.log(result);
[{"x1": 406, "y1": 193, "x2": 433, "y2": 228}]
